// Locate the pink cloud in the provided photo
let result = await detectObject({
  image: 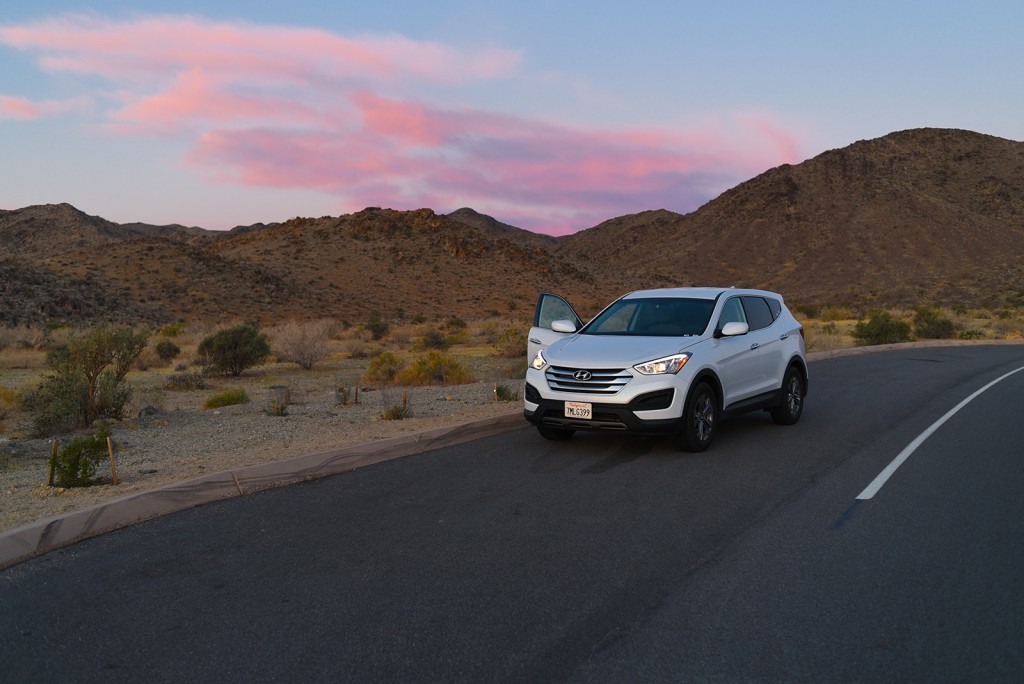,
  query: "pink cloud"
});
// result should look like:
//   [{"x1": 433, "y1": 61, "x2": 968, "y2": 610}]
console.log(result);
[
  {"x1": 0, "y1": 94, "x2": 90, "y2": 120},
  {"x1": 0, "y1": 13, "x2": 806, "y2": 234}
]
